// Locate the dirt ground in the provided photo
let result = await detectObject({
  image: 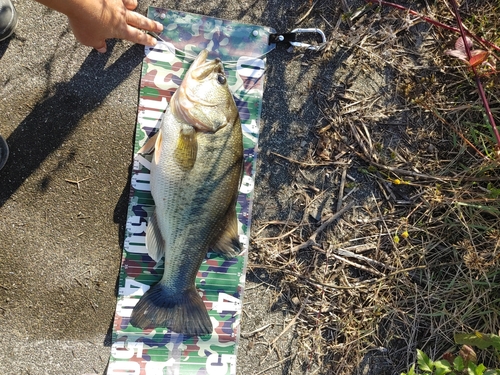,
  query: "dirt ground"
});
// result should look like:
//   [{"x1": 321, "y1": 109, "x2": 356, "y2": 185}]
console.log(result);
[
  {"x1": 0, "y1": 0, "x2": 325, "y2": 374},
  {"x1": 1, "y1": 0, "x2": 499, "y2": 374}
]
